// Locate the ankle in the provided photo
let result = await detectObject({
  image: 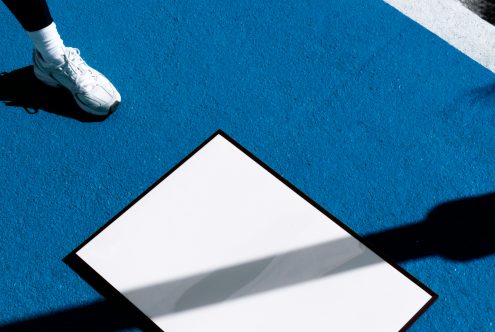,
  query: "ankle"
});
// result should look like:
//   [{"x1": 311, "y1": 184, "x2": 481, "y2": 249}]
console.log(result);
[{"x1": 28, "y1": 22, "x2": 65, "y2": 64}]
